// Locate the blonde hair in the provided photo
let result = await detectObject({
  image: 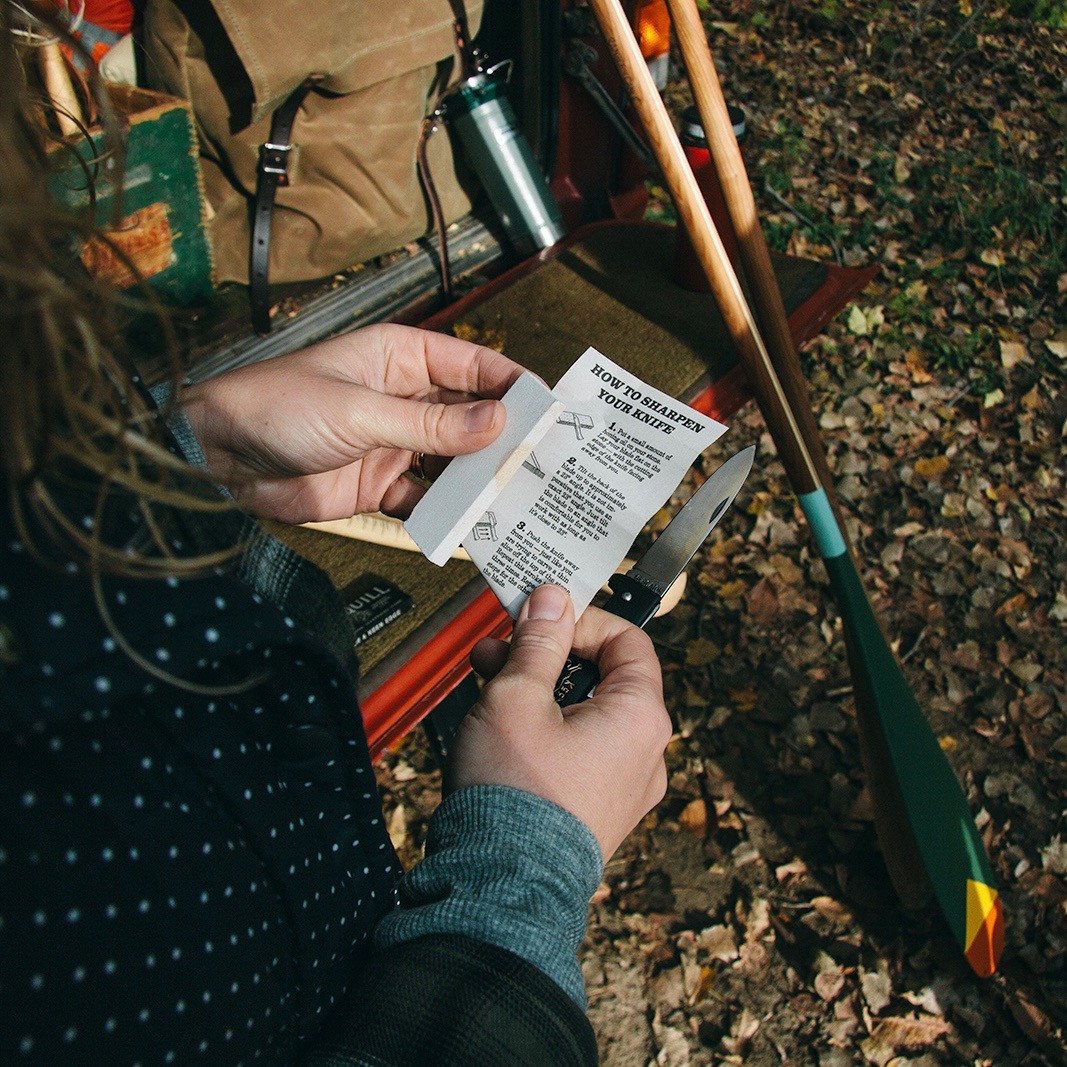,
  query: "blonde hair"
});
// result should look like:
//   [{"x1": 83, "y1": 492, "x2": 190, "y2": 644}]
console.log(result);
[
  {"x1": 1, "y1": 4, "x2": 255, "y2": 694},
  {"x1": 1, "y1": 2, "x2": 232, "y2": 578}
]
